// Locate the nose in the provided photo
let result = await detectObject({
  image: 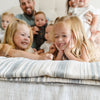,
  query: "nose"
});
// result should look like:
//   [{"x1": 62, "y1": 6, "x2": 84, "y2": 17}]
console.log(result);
[
  {"x1": 58, "y1": 37, "x2": 63, "y2": 42},
  {"x1": 24, "y1": 36, "x2": 29, "y2": 41},
  {"x1": 25, "y1": 3, "x2": 30, "y2": 7}
]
